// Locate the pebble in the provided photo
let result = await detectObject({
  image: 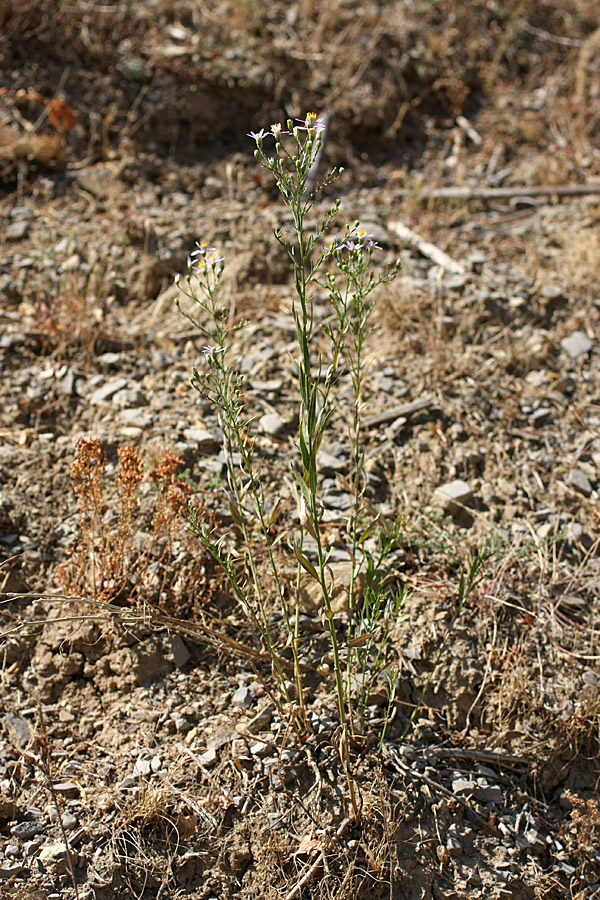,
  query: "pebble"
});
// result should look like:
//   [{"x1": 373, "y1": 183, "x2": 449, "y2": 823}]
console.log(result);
[
  {"x1": 0, "y1": 862, "x2": 27, "y2": 878},
  {"x1": 452, "y1": 777, "x2": 477, "y2": 795},
  {"x1": 3, "y1": 713, "x2": 31, "y2": 747},
  {"x1": 531, "y1": 407, "x2": 552, "y2": 427},
  {"x1": 245, "y1": 703, "x2": 275, "y2": 733},
  {"x1": 197, "y1": 747, "x2": 217, "y2": 768},
  {"x1": 433, "y1": 479, "x2": 474, "y2": 515},
  {"x1": 568, "y1": 468, "x2": 593, "y2": 496},
  {"x1": 182, "y1": 427, "x2": 220, "y2": 449},
  {"x1": 61, "y1": 813, "x2": 78, "y2": 830},
  {"x1": 89, "y1": 378, "x2": 129, "y2": 405},
  {"x1": 561, "y1": 331, "x2": 592, "y2": 359},
  {"x1": 317, "y1": 450, "x2": 346, "y2": 474},
  {"x1": 121, "y1": 408, "x2": 154, "y2": 428},
  {"x1": 6, "y1": 220, "x2": 30, "y2": 240},
  {"x1": 10, "y1": 821, "x2": 43, "y2": 839},
  {"x1": 322, "y1": 492, "x2": 352, "y2": 511},
  {"x1": 259, "y1": 412, "x2": 286, "y2": 436},
  {"x1": 446, "y1": 836, "x2": 462, "y2": 857},
  {"x1": 133, "y1": 758, "x2": 152, "y2": 776},
  {"x1": 52, "y1": 782, "x2": 79, "y2": 798},
  {"x1": 475, "y1": 782, "x2": 503, "y2": 804},
  {"x1": 170, "y1": 634, "x2": 191, "y2": 668},
  {"x1": 112, "y1": 387, "x2": 147, "y2": 408},
  {"x1": 468, "y1": 251, "x2": 486, "y2": 274},
  {"x1": 37, "y1": 840, "x2": 78, "y2": 870},
  {"x1": 232, "y1": 686, "x2": 254, "y2": 708},
  {"x1": 117, "y1": 775, "x2": 137, "y2": 789}
]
